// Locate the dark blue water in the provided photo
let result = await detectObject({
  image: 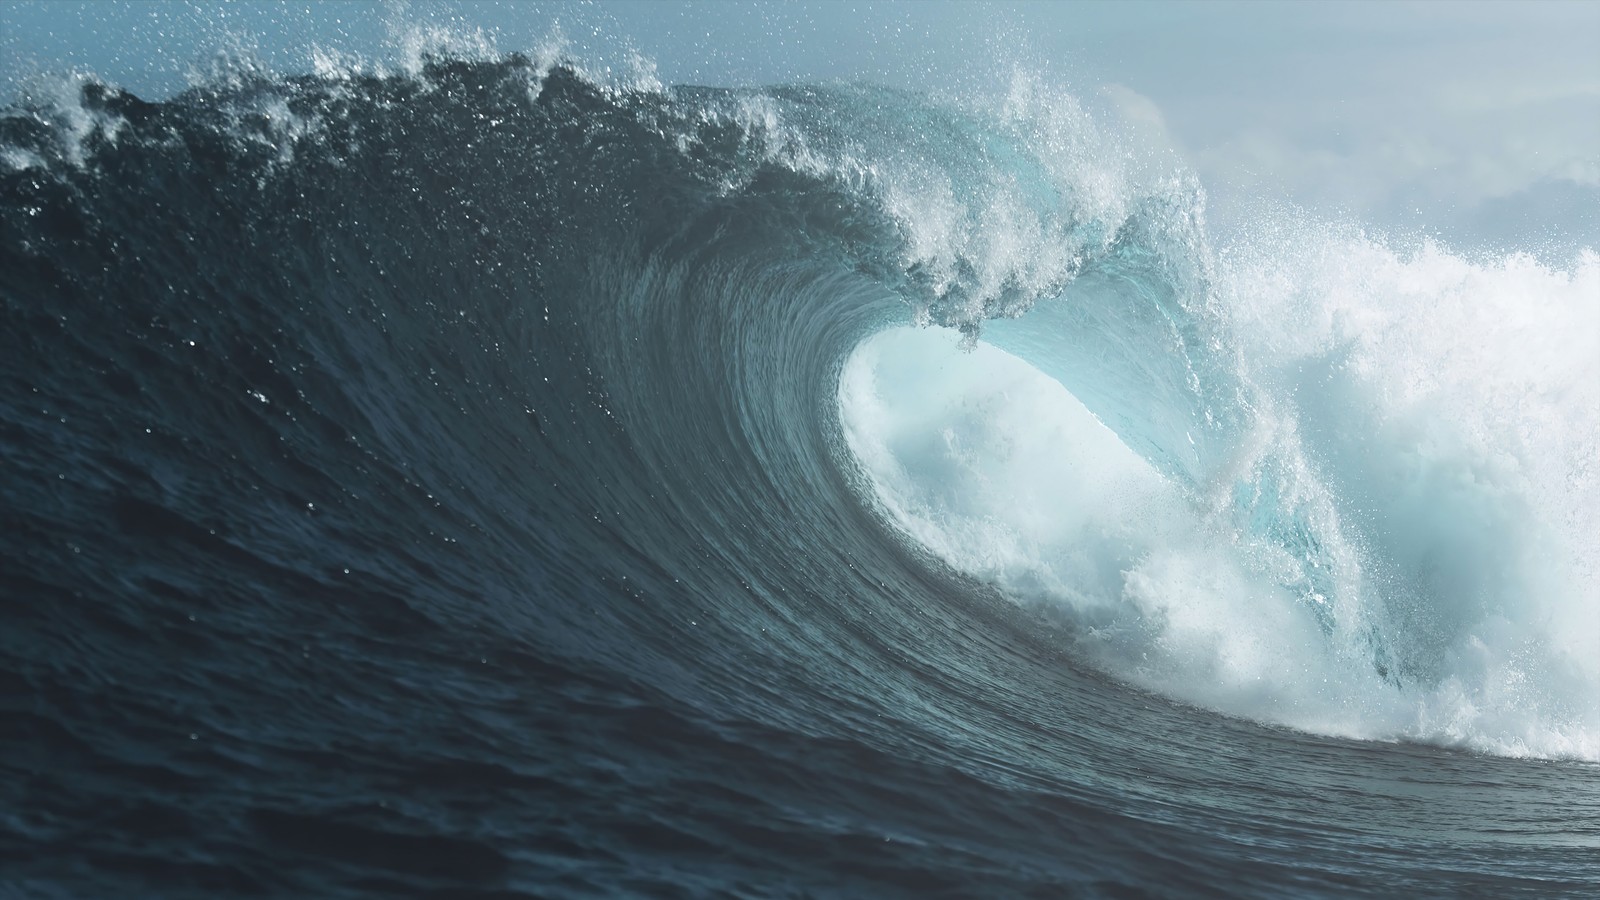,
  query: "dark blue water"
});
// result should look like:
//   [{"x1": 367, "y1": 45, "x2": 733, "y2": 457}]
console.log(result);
[{"x1": 2, "y1": 56, "x2": 1598, "y2": 898}]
